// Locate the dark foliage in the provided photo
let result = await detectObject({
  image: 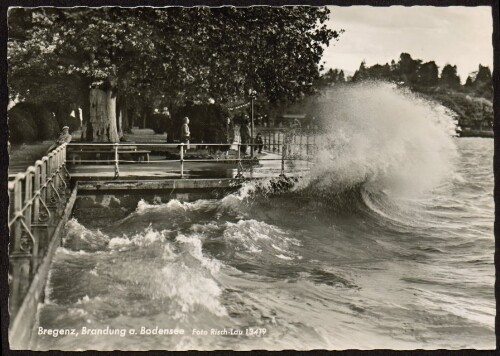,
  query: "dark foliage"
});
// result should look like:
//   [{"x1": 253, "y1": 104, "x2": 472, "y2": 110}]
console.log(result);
[
  {"x1": 350, "y1": 52, "x2": 493, "y2": 131},
  {"x1": 8, "y1": 106, "x2": 38, "y2": 143},
  {"x1": 15, "y1": 103, "x2": 60, "y2": 140},
  {"x1": 8, "y1": 7, "x2": 342, "y2": 142}
]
